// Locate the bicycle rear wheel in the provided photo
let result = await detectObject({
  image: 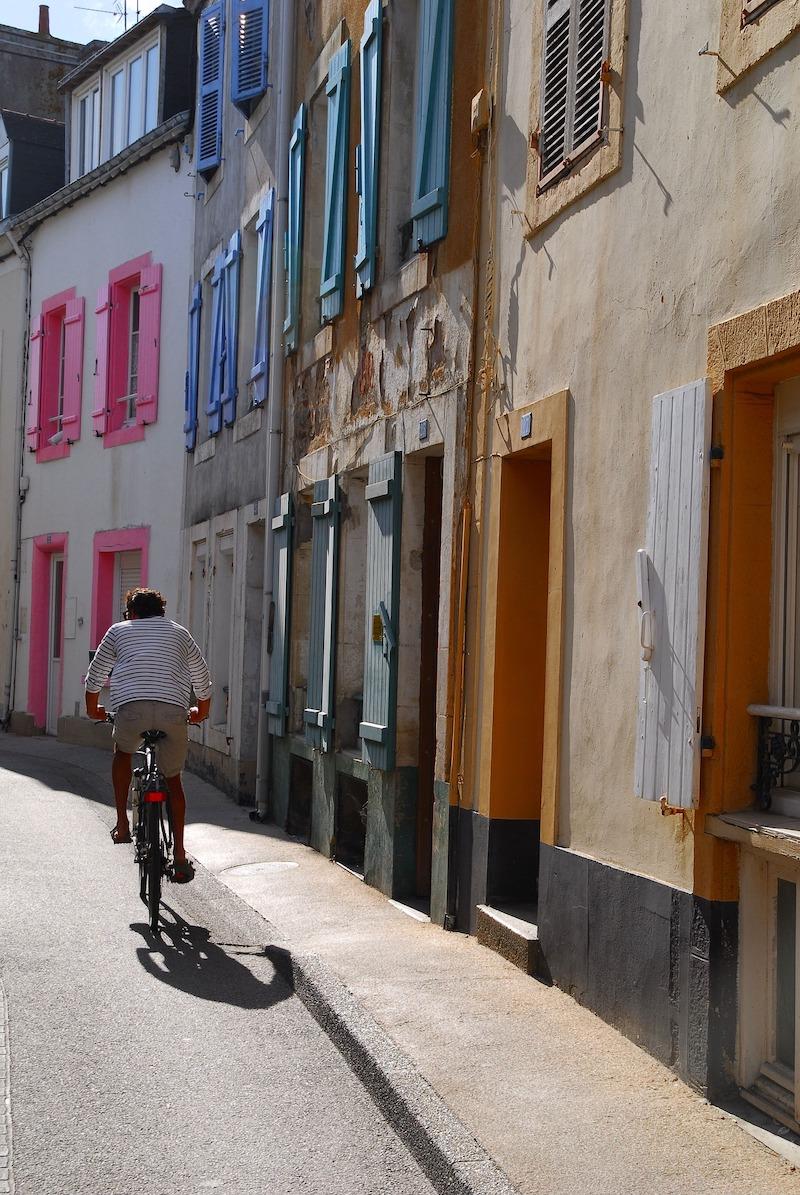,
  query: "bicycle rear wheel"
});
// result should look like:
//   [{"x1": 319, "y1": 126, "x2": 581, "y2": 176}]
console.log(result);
[{"x1": 146, "y1": 801, "x2": 162, "y2": 932}]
